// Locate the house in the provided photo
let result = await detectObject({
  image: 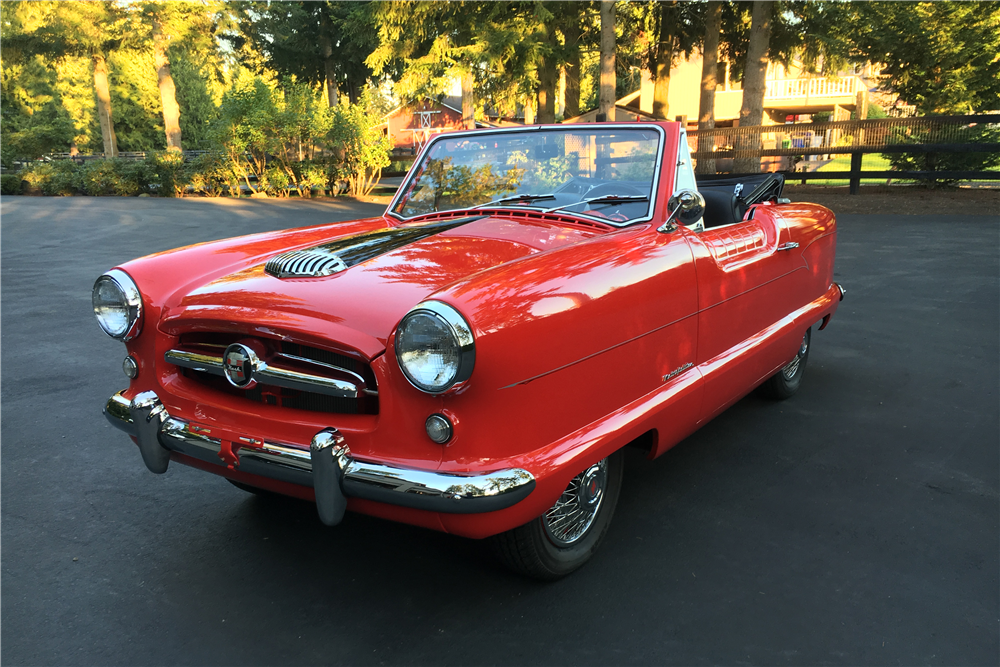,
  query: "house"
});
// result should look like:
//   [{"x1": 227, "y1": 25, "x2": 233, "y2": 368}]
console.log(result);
[
  {"x1": 564, "y1": 54, "x2": 880, "y2": 128},
  {"x1": 380, "y1": 97, "x2": 497, "y2": 154},
  {"x1": 561, "y1": 91, "x2": 659, "y2": 124}
]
